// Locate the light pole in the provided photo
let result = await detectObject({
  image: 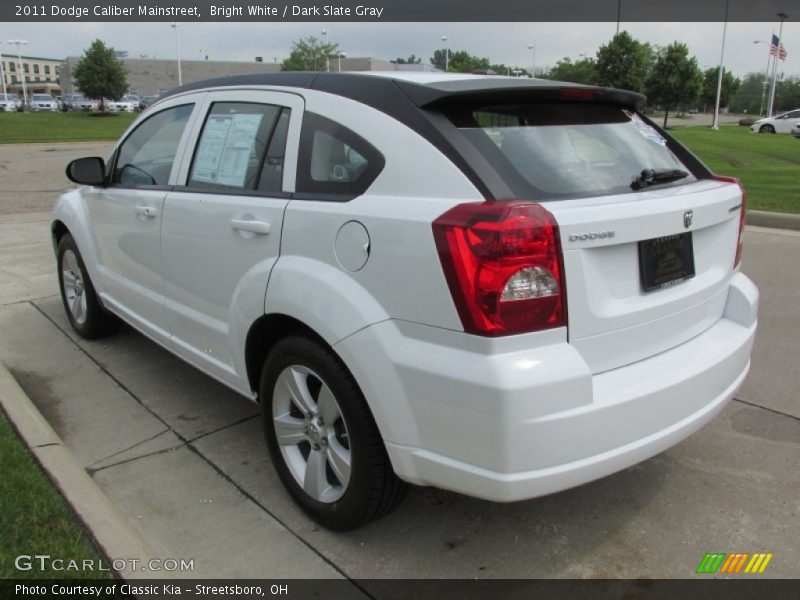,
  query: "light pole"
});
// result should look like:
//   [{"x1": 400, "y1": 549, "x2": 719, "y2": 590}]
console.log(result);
[
  {"x1": 441, "y1": 35, "x2": 449, "y2": 72},
  {"x1": 170, "y1": 23, "x2": 182, "y2": 86},
  {"x1": 337, "y1": 52, "x2": 346, "y2": 72},
  {"x1": 321, "y1": 28, "x2": 329, "y2": 72},
  {"x1": 753, "y1": 40, "x2": 772, "y2": 116},
  {"x1": 711, "y1": 0, "x2": 729, "y2": 130},
  {"x1": 0, "y1": 42, "x2": 7, "y2": 99},
  {"x1": 767, "y1": 13, "x2": 788, "y2": 116},
  {"x1": 7, "y1": 40, "x2": 28, "y2": 107},
  {"x1": 527, "y1": 43, "x2": 536, "y2": 78},
  {"x1": 616, "y1": 0, "x2": 622, "y2": 35}
]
